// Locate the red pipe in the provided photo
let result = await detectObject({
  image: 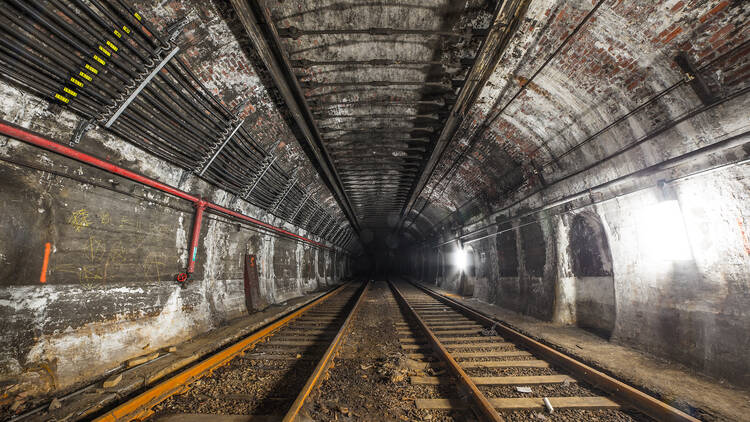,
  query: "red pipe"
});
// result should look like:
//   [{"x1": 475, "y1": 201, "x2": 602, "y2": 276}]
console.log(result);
[
  {"x1": 187, "y1": 201, "x2": 207, "y2": 274},
  {"x1": 0, "y1": 121, "x2": 328, "y2": 262}
]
